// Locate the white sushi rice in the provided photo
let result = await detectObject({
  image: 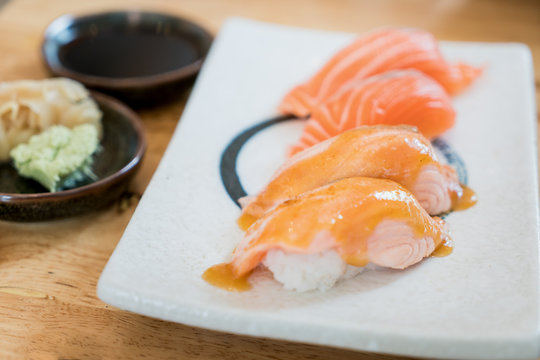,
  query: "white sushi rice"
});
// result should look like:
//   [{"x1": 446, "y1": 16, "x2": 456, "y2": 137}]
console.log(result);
[{"x1": 262, "y1": 249, "x2": 365, "y2": 292}]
